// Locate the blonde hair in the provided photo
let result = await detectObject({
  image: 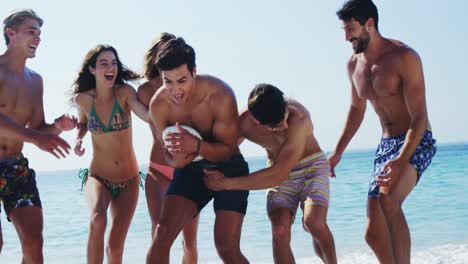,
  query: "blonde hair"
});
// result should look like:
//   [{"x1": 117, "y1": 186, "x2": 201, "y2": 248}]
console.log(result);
[{"x1": 3, "y1": 9, "x2": 43, "y2": 45}]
